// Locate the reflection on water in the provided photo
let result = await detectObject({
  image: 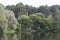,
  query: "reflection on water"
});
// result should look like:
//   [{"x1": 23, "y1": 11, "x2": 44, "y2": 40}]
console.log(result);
[
  {"x1": 0, "y1": 32, "x2": 60, "y2": 40},
  {"x1": 0, "y1": 34, "x2": 17, "y2": 40}
]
